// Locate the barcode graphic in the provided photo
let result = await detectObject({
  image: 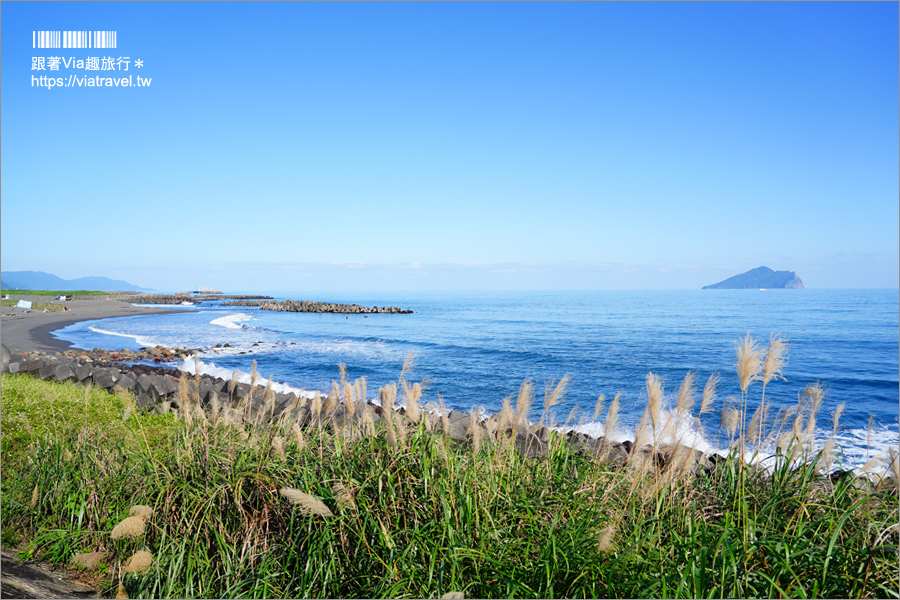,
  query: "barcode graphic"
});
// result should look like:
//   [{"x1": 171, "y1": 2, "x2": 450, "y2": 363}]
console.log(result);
[{"x1": 33, "y1": 31, "x2": 117, "y2": 49}]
